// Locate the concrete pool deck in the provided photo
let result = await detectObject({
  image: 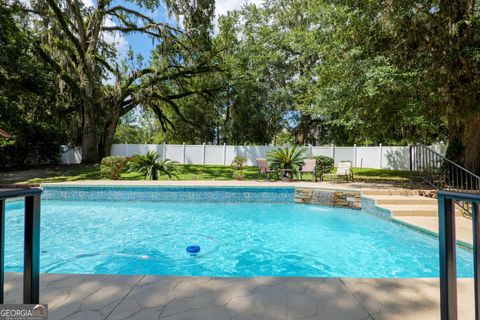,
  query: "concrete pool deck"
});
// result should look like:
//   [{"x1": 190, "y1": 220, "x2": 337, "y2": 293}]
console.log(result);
[{"x1": 4, "y1": 273, "x2": 474, "y2": 320}]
